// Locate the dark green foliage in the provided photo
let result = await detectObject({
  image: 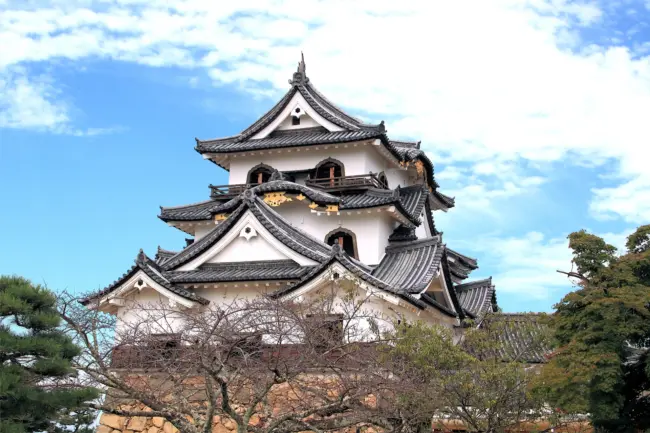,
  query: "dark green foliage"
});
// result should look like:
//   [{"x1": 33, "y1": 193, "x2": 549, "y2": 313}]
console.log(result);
[
  {"x1": 51, "y1": 407, "x2": 98, "y2": 433},
  {"x1": 0, "y1": 276, "x2": 98, "y2": 433},
  {"x1": 538, "y1": 226, "x2": 650, "y2": 432}
]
